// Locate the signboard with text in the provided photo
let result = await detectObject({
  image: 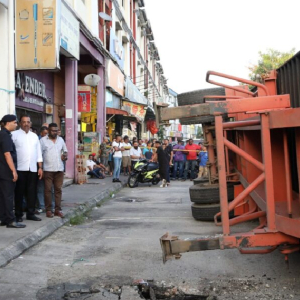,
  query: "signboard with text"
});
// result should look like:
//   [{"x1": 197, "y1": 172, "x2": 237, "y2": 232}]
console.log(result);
[
  {"x1": 123, "y1": 101, "x2": 146, "y2": 121},
  {"x1": 78, "y1": 85, "x2": 91, "y2": 113},
  {"x1": 15, "y1": 0, "x2": 60, "y2": 70}
]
